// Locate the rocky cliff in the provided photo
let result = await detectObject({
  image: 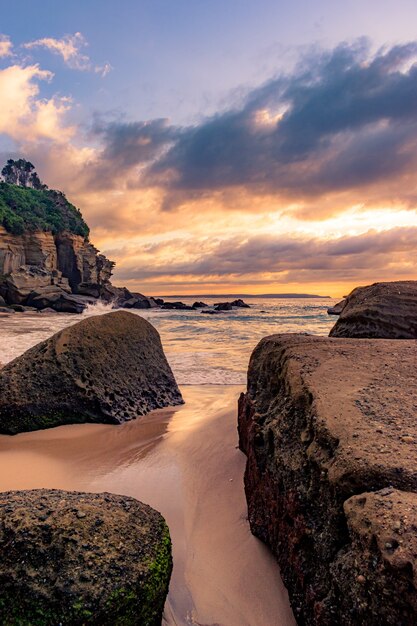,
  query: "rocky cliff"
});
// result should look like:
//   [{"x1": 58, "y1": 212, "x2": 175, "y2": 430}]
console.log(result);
[
  {"x1": 239, "y1": 334, "x2": 417, "y2": 625},
  {"x1": 0, "y1": 226, "x2": 116, "y2": 312},
  {"x1": 0, "y1": 181, "x2": 118, "y2": 311}
]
